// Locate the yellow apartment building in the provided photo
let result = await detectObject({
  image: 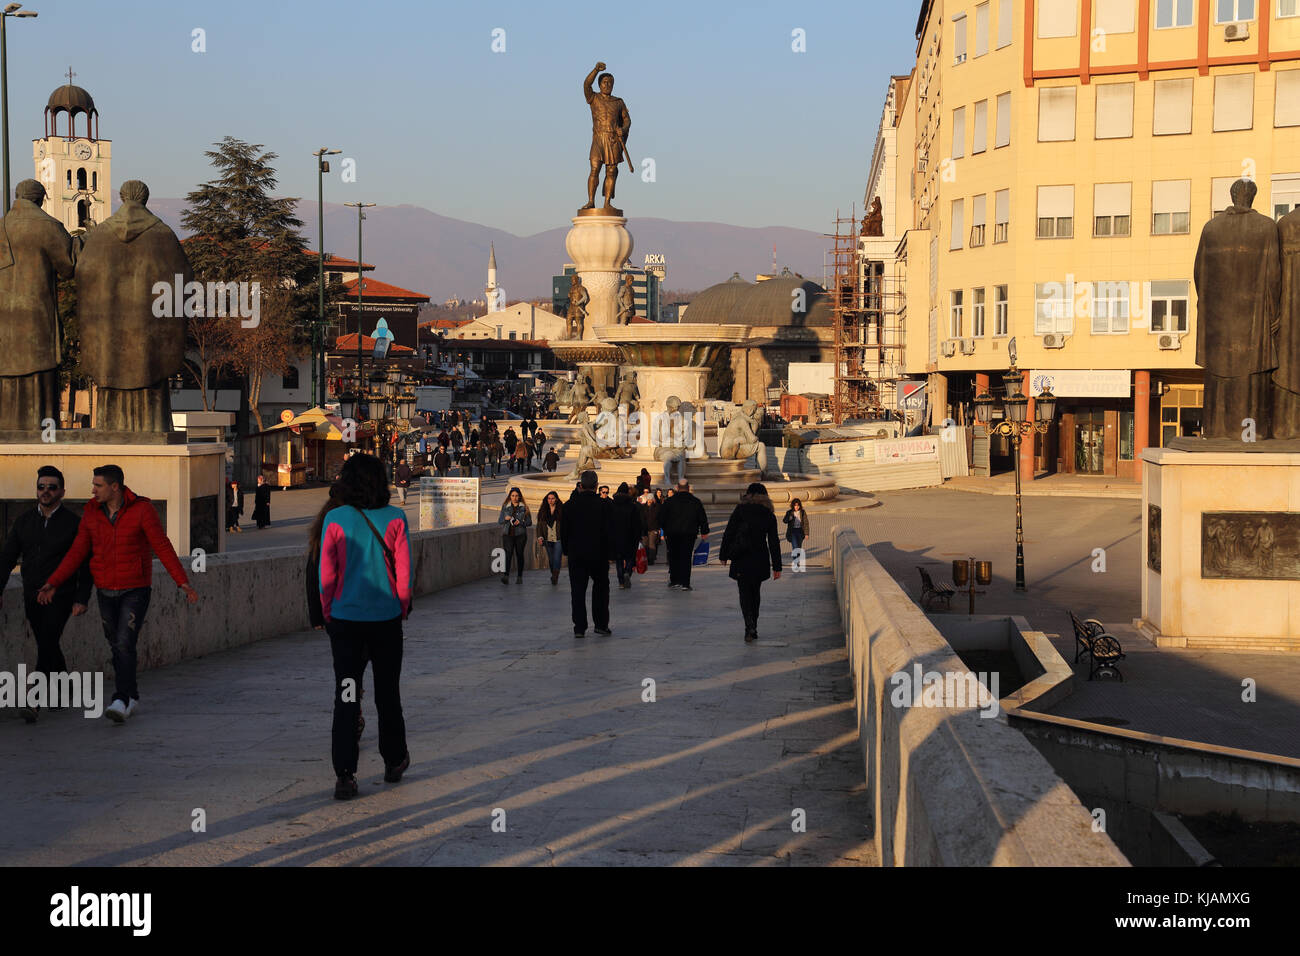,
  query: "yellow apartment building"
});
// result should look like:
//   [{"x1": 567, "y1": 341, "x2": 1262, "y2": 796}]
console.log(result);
[{"x1": 877, "y1": 0, "x2": 1300, "y2": 480}]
